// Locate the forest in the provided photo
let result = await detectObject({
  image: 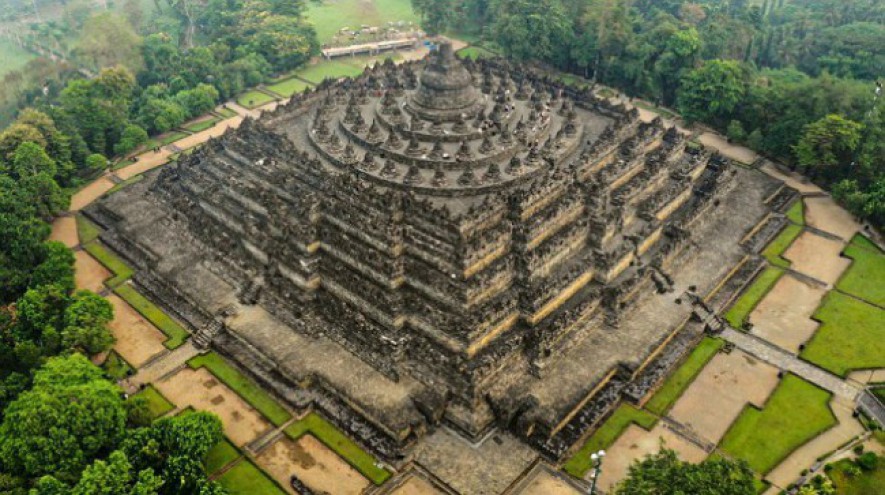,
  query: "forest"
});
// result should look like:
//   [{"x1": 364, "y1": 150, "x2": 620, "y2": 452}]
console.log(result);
[{"x1": 0, "y1": 0, "x2": 881, "y2": 493}]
